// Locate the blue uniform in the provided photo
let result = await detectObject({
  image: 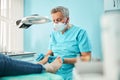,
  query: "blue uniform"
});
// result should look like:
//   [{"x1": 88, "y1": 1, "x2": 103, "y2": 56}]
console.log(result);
[{"x1": 48, "y1": 25, "x2": 91, "y2": 80}]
